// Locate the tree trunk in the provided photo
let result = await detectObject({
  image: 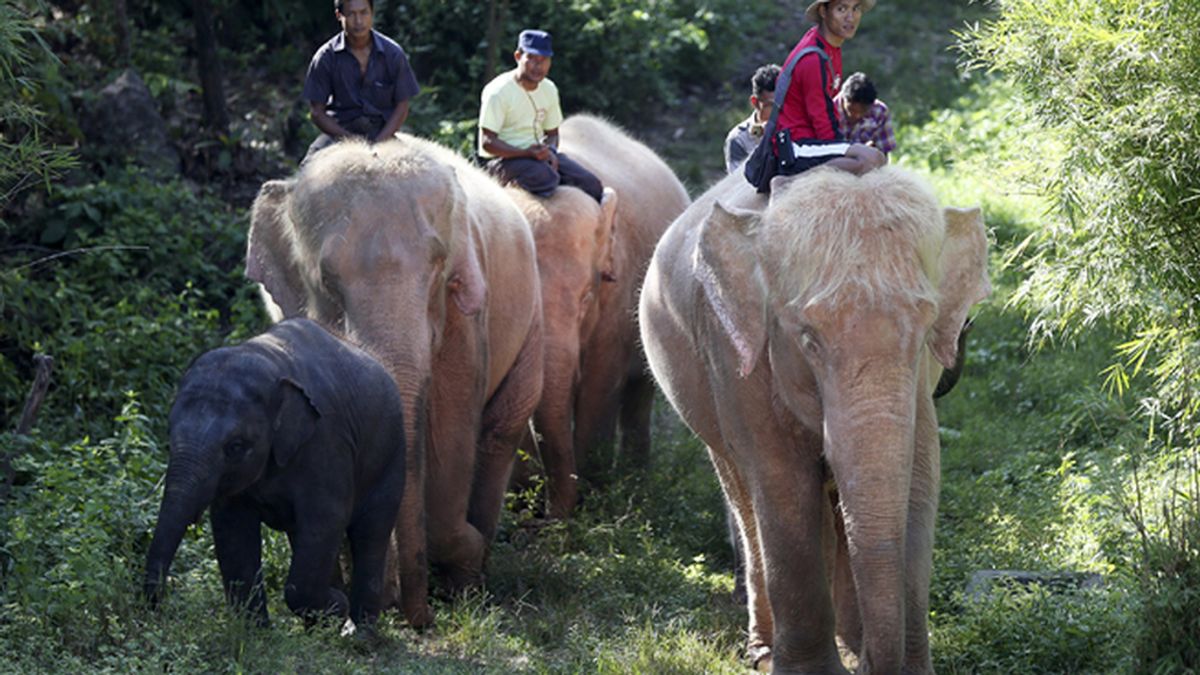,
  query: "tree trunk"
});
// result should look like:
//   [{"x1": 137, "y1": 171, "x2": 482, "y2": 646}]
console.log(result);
[
  {"x1": 192, "y1": 0, "x2": 230, "y2": 133},
  {"x1": 1, "y1": 355, "x2": 53, "y2": 504},
  {"x1": 483, "y1": 0, "x2": 510, "y2": 83},
  {"x1": 111, "y1": 0, "x2": 131, "y2": 66}
]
